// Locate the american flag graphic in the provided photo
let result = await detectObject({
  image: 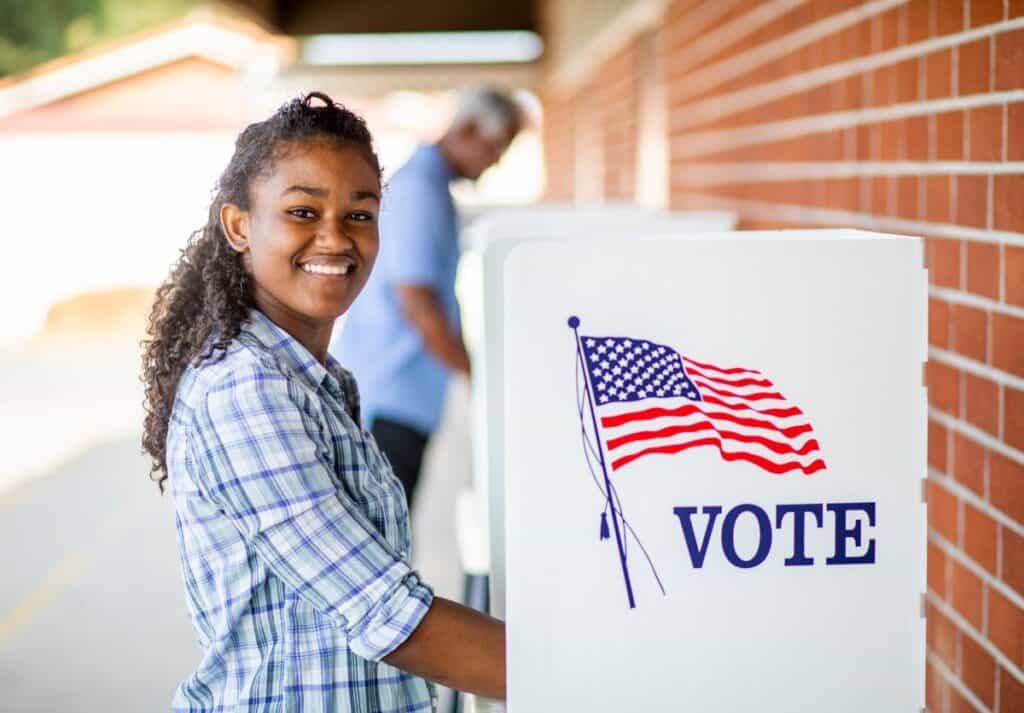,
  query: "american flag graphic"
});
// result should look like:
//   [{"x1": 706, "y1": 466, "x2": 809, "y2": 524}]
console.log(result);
[{"x1": 579, "y1": 334, "x2": 826, "y2": 475}]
